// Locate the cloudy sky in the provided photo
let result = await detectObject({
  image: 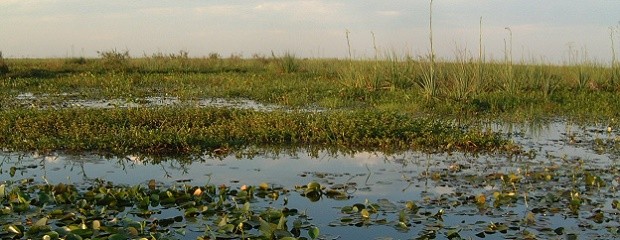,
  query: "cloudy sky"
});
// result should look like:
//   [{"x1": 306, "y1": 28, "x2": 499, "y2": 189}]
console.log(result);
[{"x1": 1, "y1": 0, "x2": 619, "y2": 63}]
